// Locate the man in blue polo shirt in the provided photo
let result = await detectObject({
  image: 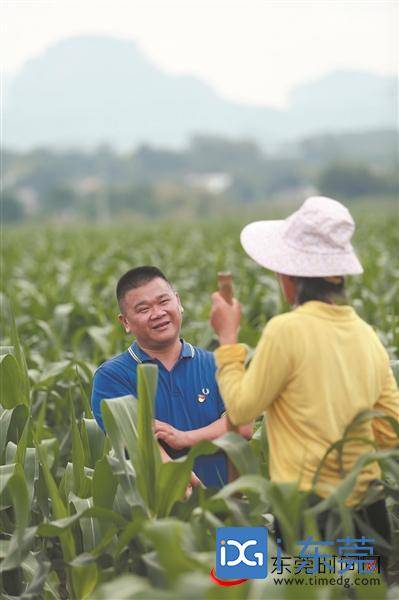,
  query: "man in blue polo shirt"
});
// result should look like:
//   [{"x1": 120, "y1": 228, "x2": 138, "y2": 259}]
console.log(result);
[{"x1": 91, "y1": 266, "x2": 252, "y2": 488}]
